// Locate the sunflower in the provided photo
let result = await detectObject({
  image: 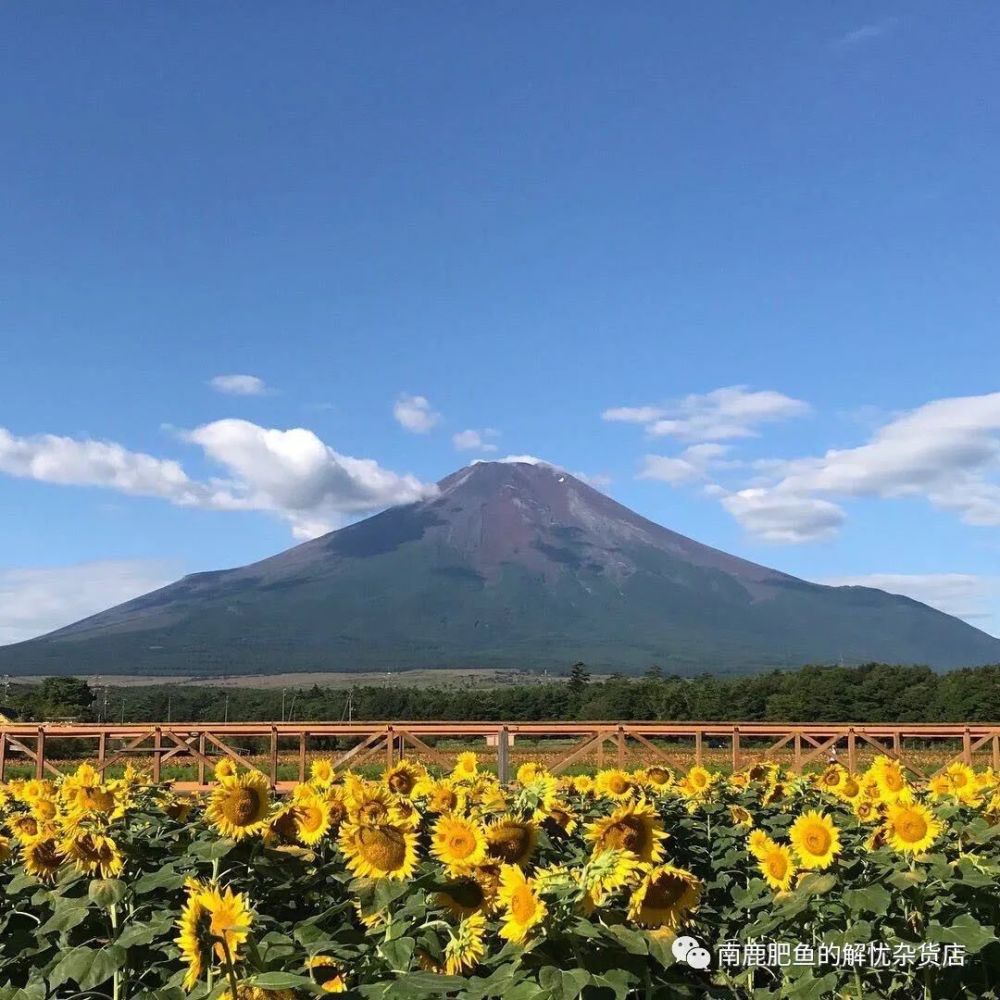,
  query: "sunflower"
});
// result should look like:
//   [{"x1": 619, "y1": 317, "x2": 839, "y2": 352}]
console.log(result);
[
  {"x1": 267, "y1": 803, "x2": 301, "y2": 845},
  {"x1": 545, "y1": 802, "x2": 578, "y2": 836},
  {"x1": 418, "y1": 780, "x2": 465, "y2": 815},
  {"x1": 310, "y1": 758, "x2": 336, "y2": 787},
  {"x1": 435, "y1": 874, "x2": 492, "y2": 917},
  {"x1": 339, "y1": 821, "x2": 419, "y2": 880},
  {"x1": 9, "y1": 813, "x2": 46, "y2": 843},
  {"x1": 852, "y1": 798, "x2": 881, "y2": 824},
  {"x1": 497, "y1": 865, "x2": 547, "y2": 944},
  {"x1": 587, "y1": 800, "x2": 667, "y2": 864},
  {"x1": 221, "y1": 989, "x2": 295, "y2": 1000},
  {"x1": 885, "y1": 801, "x2": 941, "y2": 855},
  {"x1": 759, "y1": 843, "x2": 796, "y2": 892},
  {"x1": 818, "y1": 765, "x2": 846, "y2": 793},
  {"x1": 837, "y1": 775, "x2": 861, "y2": 801},
  {"x1": 384, "y1": 760, "x2": 425, "y2": 799},
  {"x1": 747, "y1": 828, "x2": 776, "y2": 860},
  {"x1": 927, "y1": 773, "x2": 954, "y2": 801},
  {"x1": 444, "y1": 911, "x2": 487, "y2": 975},
  {"x1": 60, "y1": 765, "x2": 116, "y2": 818},
  {"x1": 214, "y1": 758, "x2": 238, "y2": 783},
  {"x1": 306, "y1": 955, "x2": 347, "y2": 993},
  {"x1": 789, "y1": 811, "x2": 841, "y2": 869},
  {"x1": 516, "y1": 762, "x2": 544, "y2": 785},
  {"x1": 640, "y1": 765, "x2": 675, "y2": 790},
  {"x1": 345, "y1": 785, "x2": 397, "y2": 826},
  {"x1": 167, "y1": 795, "x2": 195, "y2": 824},
  {"x1": 727, "y1": 772, "x2": 750, "y2": 790},
  {"x1": 684, "y1": 766, "x2": 713, "y2": 796},
  {"x1": 294, "y1": 793, "x2": 332, "y2": 846},
  {"x1": 175, "y1": 880, "x2": 253, "y2": 990},
  {"x1": 432, "y1": 814, "x2": 488, "y2": 873},
  {"x1": 595, "y1": 769, "x2": 636, "y2": 800},
  {"x1": 945, "y1": 762, "x2": 975, "y2": 793},
  {"x1": 62, "y1": 831, "x2": 123, "y2": 878},
  {"x1": 869, "y1": 756, "x2": 908, "y2": 803},
  {"x1": 582, "y1": 849, "x2": 642, "y2": 906},
  {"x1": 627, "y1": 864, "x2": 701, "y2": 929},
  {"x1": 0, "y1": 837, "x2": 11, "y2": 864},
  {"x1": 22, "y1": 838, "x2": 64, "y2": 882},
  {"x1": 728, "y1": 805, "x2": 753, "y2": 828},
  {"x1": 485, "y1": 815, "x2": 537, "y2": 865},
  {"x1": 205, "y1": 772, "x2": 271, "y2": 840},
  {"x1": 572, "y1": 775, "x2": 595, "y2": 796},
  {"x1": 452, "y1": 752, "x2": 479, "y2": 781}
]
